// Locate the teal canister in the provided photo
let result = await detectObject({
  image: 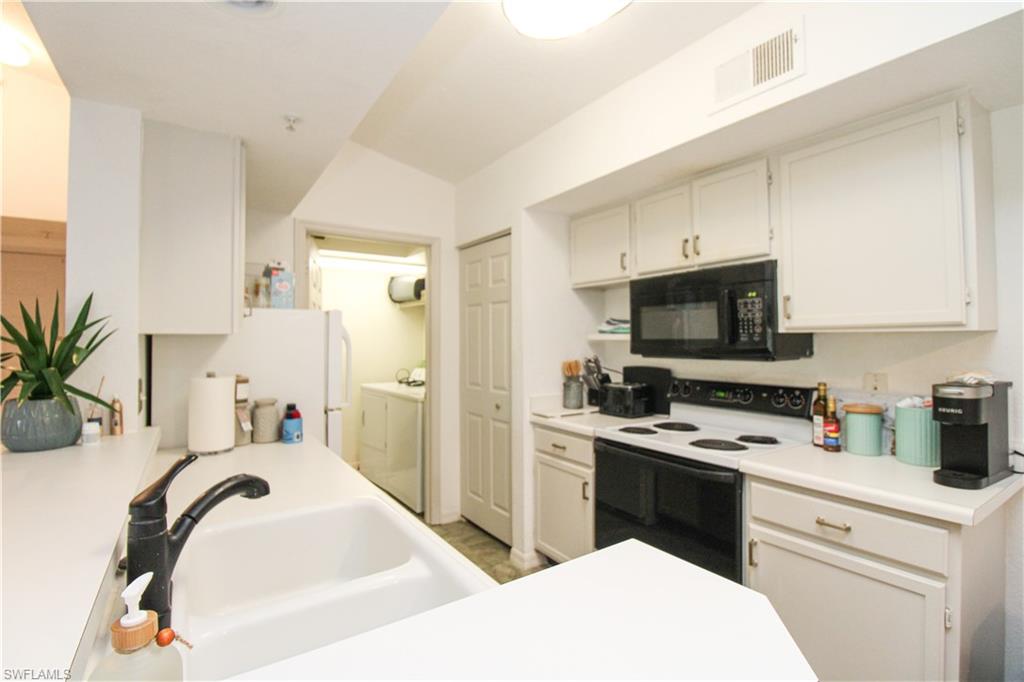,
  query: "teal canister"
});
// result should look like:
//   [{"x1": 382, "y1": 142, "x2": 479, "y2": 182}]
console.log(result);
[
  {"x1": 843, "y1": 403, "x2": 884, "y2": 456},
  {"x1": 895, "y1": 405, "x2": 940, "y2": 467}
]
